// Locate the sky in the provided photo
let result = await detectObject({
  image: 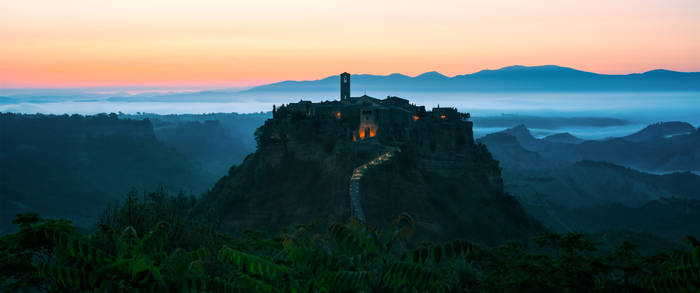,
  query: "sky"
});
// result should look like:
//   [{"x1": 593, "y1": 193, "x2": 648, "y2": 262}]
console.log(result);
[{"x1": 2, "y1": 0, "x2": 699, "y2": 88}]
